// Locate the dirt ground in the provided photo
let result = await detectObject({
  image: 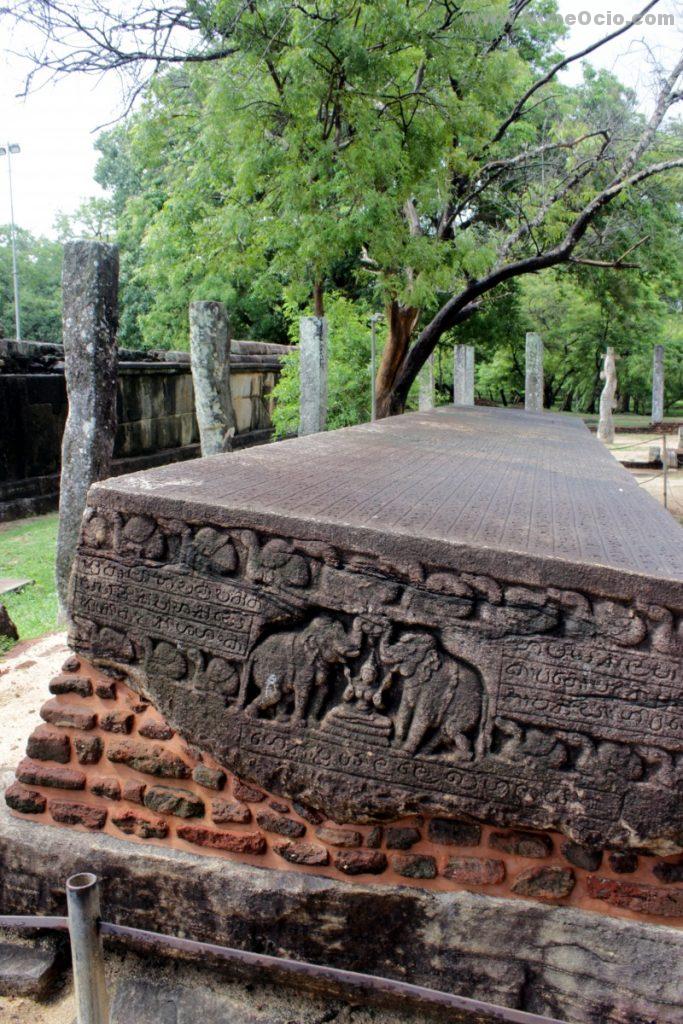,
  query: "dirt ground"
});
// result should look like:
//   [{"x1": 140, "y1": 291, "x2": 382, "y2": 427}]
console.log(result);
[
  {"x1": 0, "y1": 633, "x2": 68, "y2": 776},
  {"x1": 606, "y1": 431, "x2": 683, "y2": 523}
]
